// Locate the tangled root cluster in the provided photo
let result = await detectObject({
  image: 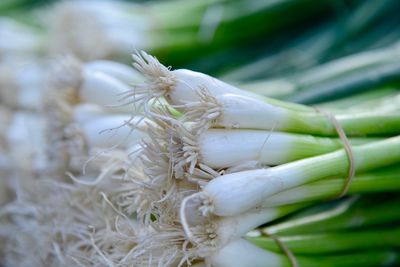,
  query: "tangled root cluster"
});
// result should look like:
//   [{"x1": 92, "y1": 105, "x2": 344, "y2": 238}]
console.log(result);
[{"x1": 1, "y1": 51, "x2": 230, "y2": 267}]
